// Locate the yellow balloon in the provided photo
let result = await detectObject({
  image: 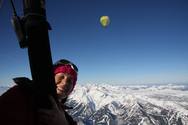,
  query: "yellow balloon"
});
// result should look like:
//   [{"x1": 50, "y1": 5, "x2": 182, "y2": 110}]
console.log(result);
[{"x1": 100, "y1": 16, "x2": 110, "y2": 27}]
